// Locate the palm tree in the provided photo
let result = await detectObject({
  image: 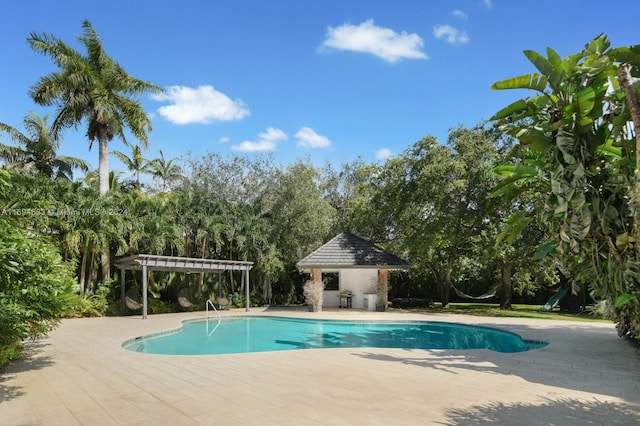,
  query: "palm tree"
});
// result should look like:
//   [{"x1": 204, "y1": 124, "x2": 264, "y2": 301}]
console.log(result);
[
  {"x1": 194, "y1": 199, "x2": 226, "y2": 297},
  {"x1": 141, "y1": 193, "x2": 183, "y2": 256},
  {"x1": 236, "y1": 203, "x2": 270, "y2": 262},
  {"x1": 148, "y1": 150, "x2": 183, "y2": 192},
  {"x1": 115, "y1": 190, "x2": 147, "y2": 256},
  {"x1": 234, "y1": 203, "x2": 270, "y2": 294},
  {"x1": 111, "y1": 142, "x2": 151, "y2": 190},
  {"x1": 0, "y1": 111, "x2": 88, "y2": 180},
  {"x1": 83, "y1": 169, "x2": 125, "y2": 193},
  {"x1": 27, "y1": 20, "x2": 160, "y2": 196},
  {"x1": 28, "y1": 20, "x2": 160, "y2": 282}
]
